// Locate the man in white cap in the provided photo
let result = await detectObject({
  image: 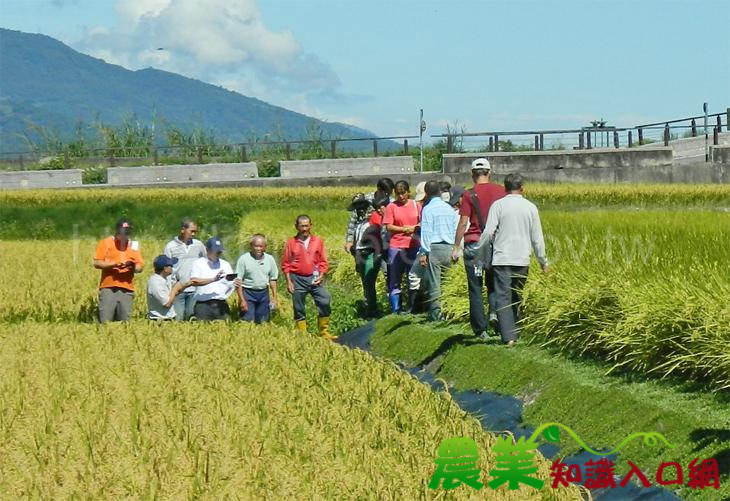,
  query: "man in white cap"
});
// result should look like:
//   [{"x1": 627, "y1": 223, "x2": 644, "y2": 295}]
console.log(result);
[
  {"x1": 189, "y1": 237, "x2": 235, "y2": 321},
  {"x1": 452, "y1": 158, "x2": 505, "y2": 339}
]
